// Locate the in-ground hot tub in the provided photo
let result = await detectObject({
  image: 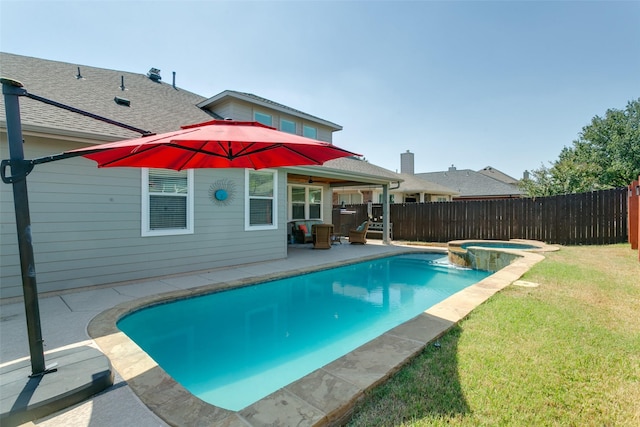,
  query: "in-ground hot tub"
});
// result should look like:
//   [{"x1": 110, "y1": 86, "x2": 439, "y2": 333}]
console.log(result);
[{"x1": 448, "y1": 239, "x2": 554, "y2": 271}]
